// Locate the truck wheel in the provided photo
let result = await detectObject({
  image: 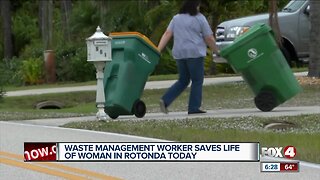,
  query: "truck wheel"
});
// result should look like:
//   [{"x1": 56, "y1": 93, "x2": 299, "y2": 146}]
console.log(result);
[
  {"x1": 280, "y1": 44, "x2": 302, "y2": 68},
  {"x1": 254, "y1": 90, "x2": 277, "y2": 112},
  {"x1": 133, "y1": 100, "x2": 146, "y2": 118},
  {"x1": 280, "y1": 46, "x2": 293, "y2": 67}
]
